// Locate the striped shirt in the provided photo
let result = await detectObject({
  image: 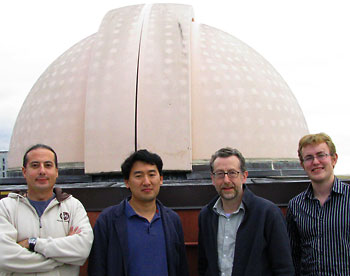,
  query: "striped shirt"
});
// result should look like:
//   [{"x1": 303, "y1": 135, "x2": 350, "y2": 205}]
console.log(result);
[{"x1": 286, "y1": 177, "x2": 350, "y2": 275}]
